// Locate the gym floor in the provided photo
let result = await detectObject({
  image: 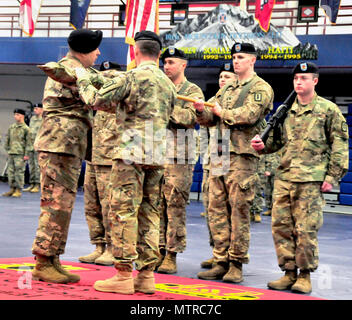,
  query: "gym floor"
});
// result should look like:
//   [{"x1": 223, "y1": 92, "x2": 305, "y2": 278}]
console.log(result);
[{"x1": 0, "y1": 181, "x2": 351, "y2": 300}]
